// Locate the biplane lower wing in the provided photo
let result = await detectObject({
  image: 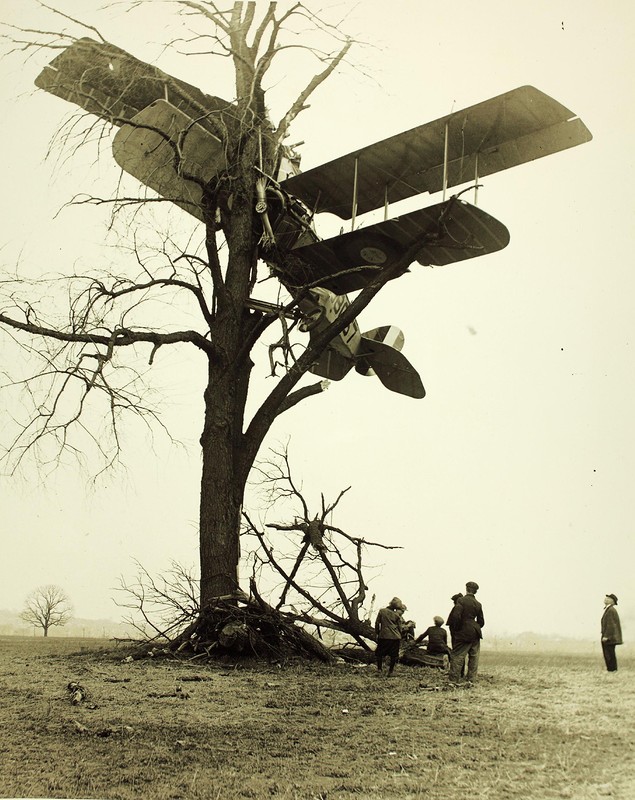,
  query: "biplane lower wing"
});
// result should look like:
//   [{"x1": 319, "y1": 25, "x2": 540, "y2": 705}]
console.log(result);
[
  {"x1": 112, "y1": 99, "x2": 226, "y2": 222},
  {"x1": 282, "y1": 199, "x2": 510, "y2": 294}
]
